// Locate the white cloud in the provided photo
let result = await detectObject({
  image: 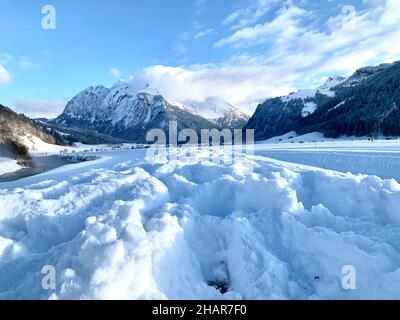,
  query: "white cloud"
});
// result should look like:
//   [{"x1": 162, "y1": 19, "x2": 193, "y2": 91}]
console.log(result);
[
  {"x1": 223, "y1": 0, "x2": 279, "y2": 30},
  {"x1": 0, "y1": 54, "x2": 13, "y2": 66},
  {"x1": 205, "y1": 1, "x2": 400, "y2": 100},
  {"x1": 127, "y1": 63, "x2": 296, "y2": 114},
  {"x1": 195, "y1": 28, "x2": 213, "y2": 39},
  {"x1": 19, "y1": 57, "x2": 40, "y2": 71},
  {"x1": 216, "y1": 0, "x2": 400, "y2": 70},
  {"x1": 0, "y1": 64, "x2": 11, "y2": 85},
  {"x1": 124, "y1": 1, "x2": 400, "y2": 114},
  {"x1": 109, "y1": 67, "x2": 122, "y2": 79},
  {"x1": 13, "y1": 100, "x2": 67, "y2": 118},
  {"x1": 216, "y1": 4, "x2": 309, "y2": 47},
  {"x1": 173, "y1": 31, "x2": 191, "y2": 55},
  {"x1": 174, "y1": 42, "x2": 188, "y2": 54},
  {"x1": 195, "y1": 0, "x2": 207, "y2": 14}
]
